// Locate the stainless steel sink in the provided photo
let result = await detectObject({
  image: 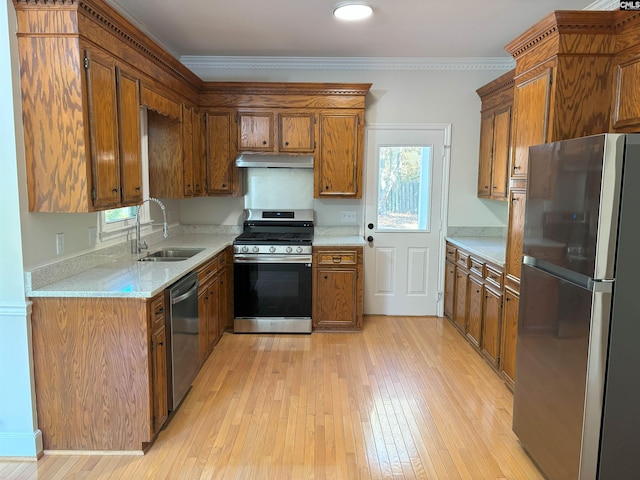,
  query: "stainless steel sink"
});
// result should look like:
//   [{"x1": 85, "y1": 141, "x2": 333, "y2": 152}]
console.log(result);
[{"x1": 138, "y1": 247, "x2": 205, "y2": 262}]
